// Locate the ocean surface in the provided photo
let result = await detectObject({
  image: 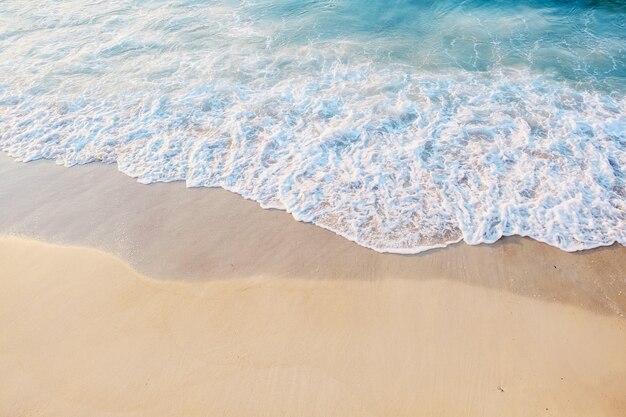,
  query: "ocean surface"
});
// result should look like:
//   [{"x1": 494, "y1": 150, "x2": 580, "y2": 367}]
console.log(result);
[{"x1": 0, "y1": 0, "x2": 624, "y2": 253}]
